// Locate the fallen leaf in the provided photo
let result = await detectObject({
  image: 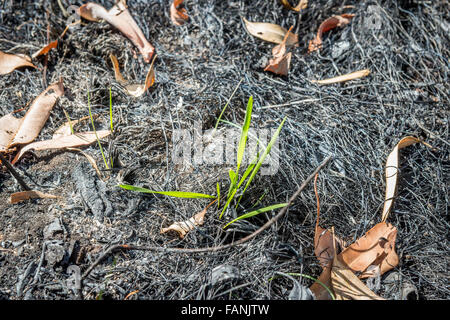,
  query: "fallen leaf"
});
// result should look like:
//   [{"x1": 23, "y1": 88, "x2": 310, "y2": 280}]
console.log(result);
[
  {"x1": 243, "y1": 18, "x2": 299, "y2": 47},
  {"x1": 110, "y1": 53, "x2": 156, "y2": 97},
  {"x1": 67, "y1": 147, "x2": 103, "y2": 180},
  {"x1": 52, "y1": 115, "x2": 96, "y2": 139},
  {"x1": 32, "y1": 40, "x2": 58, "y2": 59},
  {"x1": 0, "y1": 114, "x2": 23, "y2": 153},
  {"x1": 78, "y1": 1, "x2": 155, "y2": 63},
  {"x1": 382, "y1": 136, "x2": 432, "y2": 222},
  {"x1": 9, "y1": 190, "x2": 59, "y2": 204},
  {"x1": 264, "y1": 26, "x2": 293, "y2": 76},
  {"x1": 339, "y1": 222, "x2": 399, "y2": 278},
  {"x1": 280, "y1": 0, "x2": 308, "y2": 12},
  {"x1": 311, "y1": 69, "x2": 370, "y2": 84},
  {"x1": 331, "y1": 254, "x2": 385, "y2": 300},
  {"x1": 308, "y1": 14, "x2": 355, "y2": 53},
  {"x1": 8, "y1": 79, "x2": 64, "y2": 148},
  {"x1": 161, "y1": 199, "x2": 217, "y2": 239},
  {"x1": 0, "y1": 51, "x2": 36, "y2": 75},
  {"x1": 12, "y1": 130, "x2": 111, "y2": 164},
  {"x1": 170, "y1": 0, "x2": 189, "y2": 26}
]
